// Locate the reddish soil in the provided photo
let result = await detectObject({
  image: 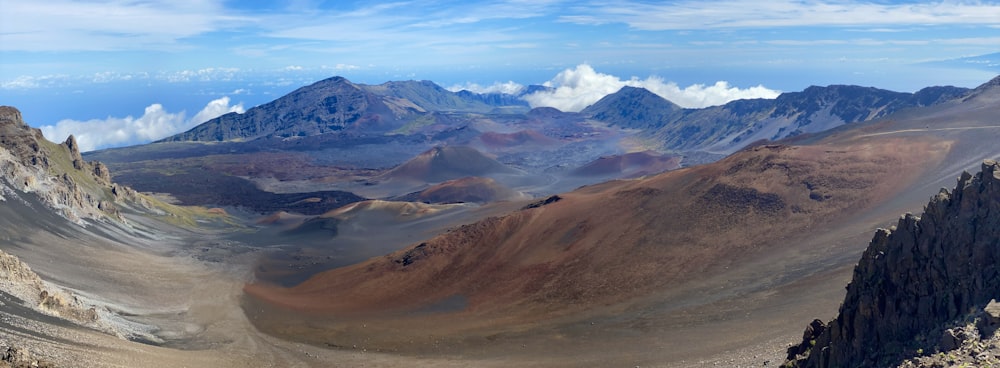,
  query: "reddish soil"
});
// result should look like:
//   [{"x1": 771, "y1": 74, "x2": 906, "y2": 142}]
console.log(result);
[
  {"x1": 570, "y1": 150, "x2": 682, "y2": 178},
  {"x1": 404, "y1": 176, "x2": 519, "y2": 203},
  {"x1": 245, "y1": 135, "x2": 952, "y2": 358},
  {"x1": 378, "y1": 146, "x2": 518, "y2": 184}
]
